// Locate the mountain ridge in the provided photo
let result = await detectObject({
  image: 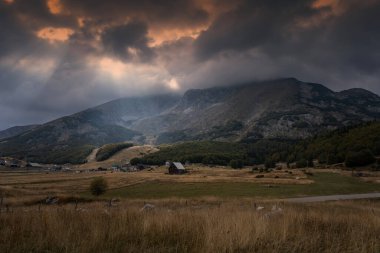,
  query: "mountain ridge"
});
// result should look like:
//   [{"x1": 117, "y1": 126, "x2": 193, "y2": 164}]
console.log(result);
[{"x1": 0, "y1": 78, "x2": 379, "y2": 163}]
